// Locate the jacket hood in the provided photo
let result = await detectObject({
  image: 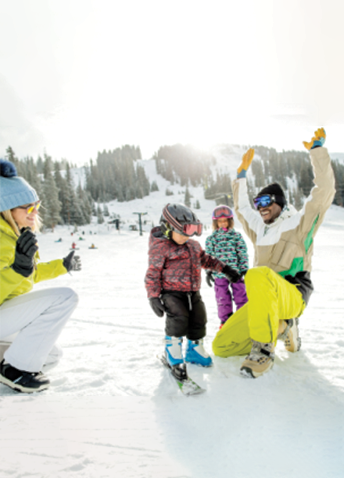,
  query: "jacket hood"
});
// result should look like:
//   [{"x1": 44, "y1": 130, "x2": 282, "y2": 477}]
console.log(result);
[{"x1": 148, "y1": 226, "x2": 167, "y2": 248}]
